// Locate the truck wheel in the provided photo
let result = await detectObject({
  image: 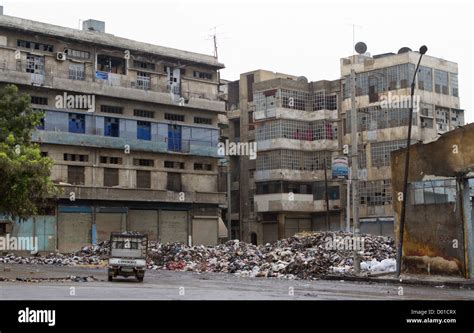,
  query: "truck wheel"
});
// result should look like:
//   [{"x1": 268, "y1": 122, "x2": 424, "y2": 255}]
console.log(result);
[
  {"x1": 108, "y1": 275, "x2": 113, "y2": 282},
  {"x1": 137, "y1": 276, "x2": 143, "y2": 282}
]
